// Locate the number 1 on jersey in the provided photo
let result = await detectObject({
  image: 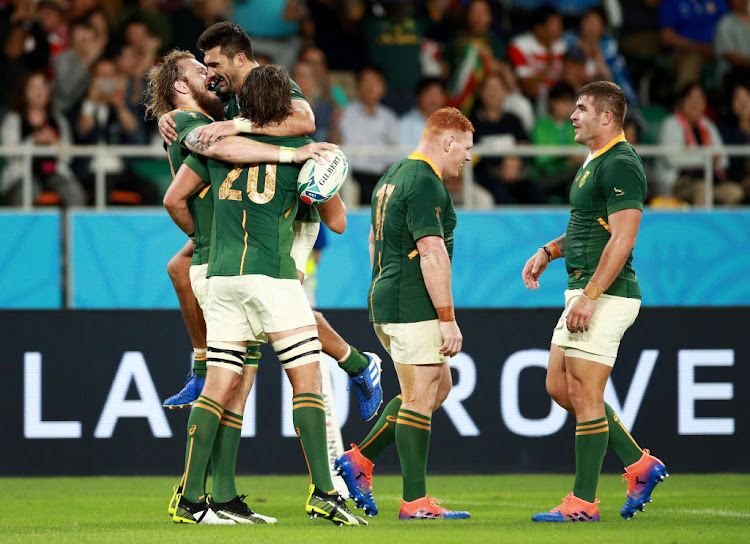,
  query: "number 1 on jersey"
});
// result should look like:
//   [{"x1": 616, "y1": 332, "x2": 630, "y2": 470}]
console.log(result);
[{"x1": 374, "y1": 183, "x2": 395, "y2": 241}]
